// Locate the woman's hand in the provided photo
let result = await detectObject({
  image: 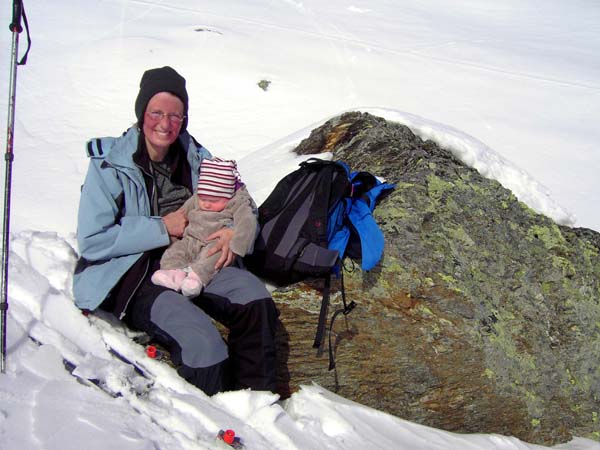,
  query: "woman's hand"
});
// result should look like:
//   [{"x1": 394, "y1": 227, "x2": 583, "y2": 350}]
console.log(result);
[
  {"x1": 162, "y1": 209, "x2": 188, "y2": 239},
  {"x1": 206, "y1": 227, "x2": 237, "y2": 269}
]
